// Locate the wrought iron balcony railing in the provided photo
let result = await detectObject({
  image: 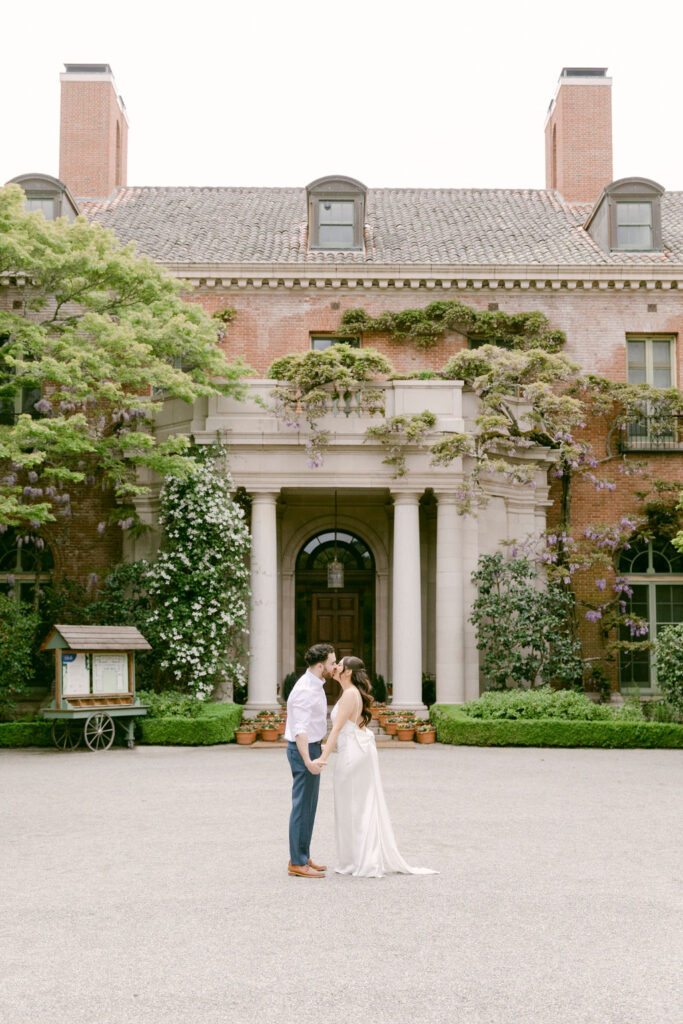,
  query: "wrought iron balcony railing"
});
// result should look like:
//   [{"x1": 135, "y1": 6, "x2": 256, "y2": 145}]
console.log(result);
[{"x1": 619, "y1": 415, "x2": 683, "y2": 452}]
